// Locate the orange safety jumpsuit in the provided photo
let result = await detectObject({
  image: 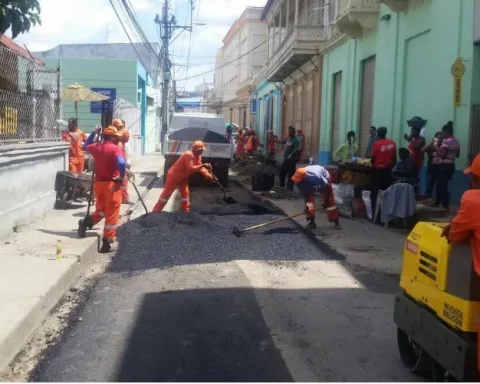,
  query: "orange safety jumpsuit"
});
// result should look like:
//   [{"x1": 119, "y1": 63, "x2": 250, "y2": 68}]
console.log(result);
[
  {"x1": 62, "y1": 129, "x2": 87, "y2": 173},
  {"x1": 86, "y1": 130, "x2": 125, "y2": 241},
  {"x1": 246, "y1": 133, "x2": 258, "y2": 156},
  {"x1": 292, "y1": 166, "x2": 340, "y2": 224},
  {"x1": 236, "y1": 130, "x2": 245, "y2": 158},
  {"x1": 267, "y1": 131, "x2": 277, "y2": 155},
  {"x1": 153, "y1": 148, "x2": 213, "y2": 213},
  {"x1": 118, "y1": 130, "x2": 131, "y2": 203}
]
